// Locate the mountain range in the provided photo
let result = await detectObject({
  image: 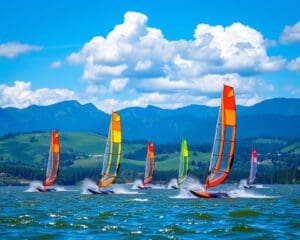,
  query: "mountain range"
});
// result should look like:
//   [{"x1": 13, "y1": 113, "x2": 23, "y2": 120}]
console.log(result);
[{"x1": 1, "y1": 98, "x2": 300, "y2": 144}]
